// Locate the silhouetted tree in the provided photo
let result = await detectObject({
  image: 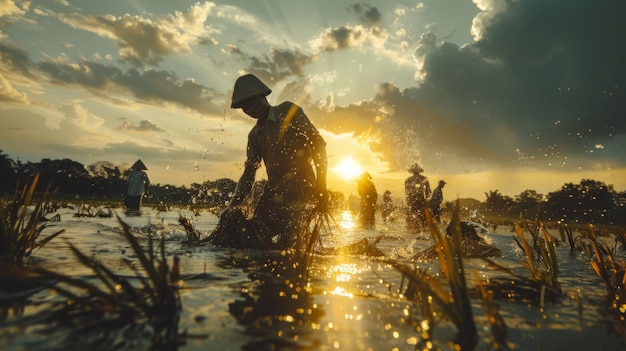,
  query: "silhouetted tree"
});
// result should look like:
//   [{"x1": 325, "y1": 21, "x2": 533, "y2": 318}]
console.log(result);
[
  {"x1": 545, "y1": 179, "x2": 616, "y2": 224},
  {"x1": 0, "y1": 150, "x2": 17, "y2": 193},
  {"x1": 484, "y1": 190, "x2": 514, "y2": 217},
  {"x1": 514, "y1": 189, "x2": 544, "y2": 219}
]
